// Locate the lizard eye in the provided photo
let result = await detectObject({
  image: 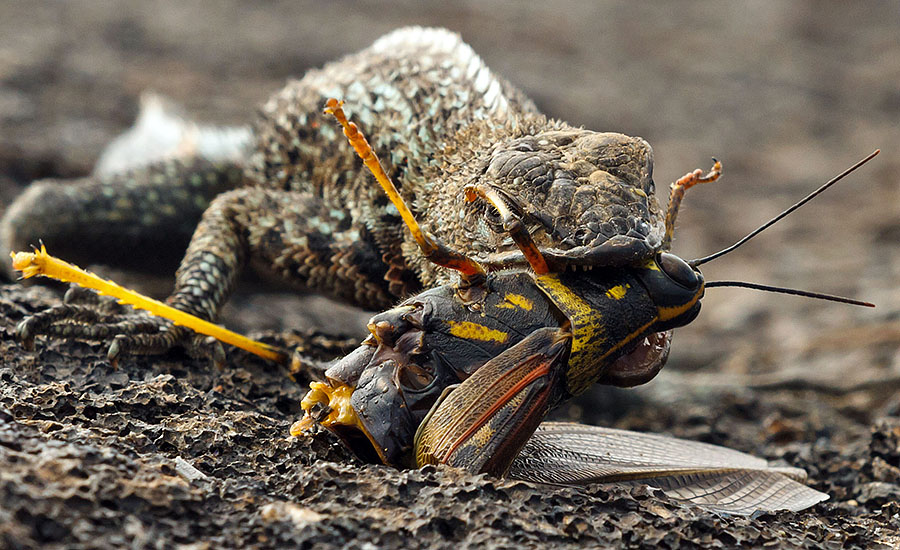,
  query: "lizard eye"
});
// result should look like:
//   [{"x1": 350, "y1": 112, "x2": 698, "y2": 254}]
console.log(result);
[{"x1": 658, "y1": 252, "x2": 699, "y2": 289}]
